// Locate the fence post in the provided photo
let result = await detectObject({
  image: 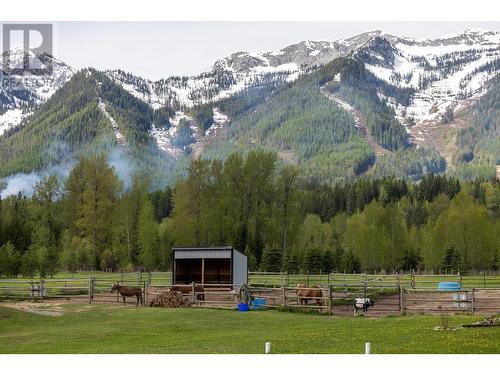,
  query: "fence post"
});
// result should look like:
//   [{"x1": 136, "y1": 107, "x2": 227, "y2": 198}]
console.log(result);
[
  {"x1": 365, "y1": 342, "x2": 371, "y2": 354},
  {"x1": 138, "y1": 270, "x2": 141, "y2": 286},
  {"x1": 191, "y1": 282, "x2": 196, "y2": 304},
  {"x1": 282, "y1": 285, "x2": 287, "y2": 308},
  {"x1": 411, "y1": 269, "x2": 415, "y2": 288},
  {"x1": 143, "y1": 281, "x2": 147, "y2": 307},
  {"x1": 328, "y1": 285, "x2": 333, "y2": 316},
  {"x1": 88, "y1": 277, "x2": 92, "y2": 304},
  {"x1": 40, "y1": 279, "x2": 44, "y2": 302},
  {"x1": 471, "y1": 288, "x2": 475, "y2": 315},
  {"x1": 116, "y1": 279, "x2": 120, "y2": 303},
  {"x1": 400, "y1": 287, "x2": 405, "y2": 316}
]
